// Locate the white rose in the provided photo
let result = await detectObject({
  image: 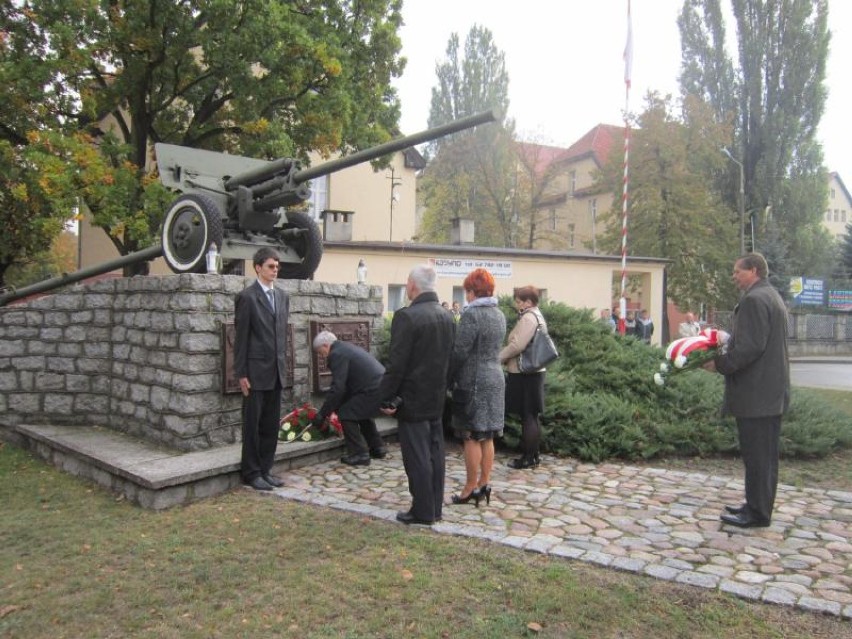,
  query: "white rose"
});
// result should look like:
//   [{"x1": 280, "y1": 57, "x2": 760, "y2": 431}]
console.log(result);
[
  {"x1": 653, "y1": 372, "x2": 666, "y2": 386},
  {"x1": 674, "y1": 355, "x2": 688, "y2": 369}
]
